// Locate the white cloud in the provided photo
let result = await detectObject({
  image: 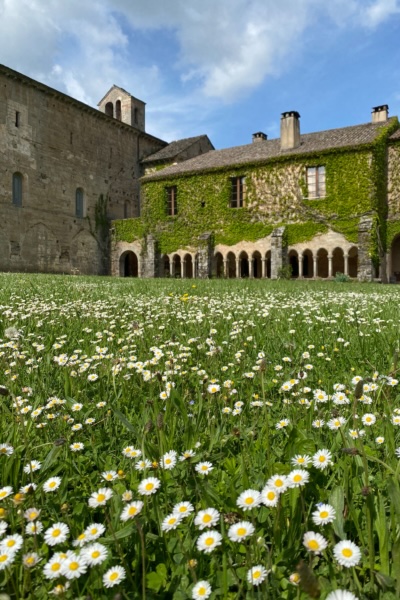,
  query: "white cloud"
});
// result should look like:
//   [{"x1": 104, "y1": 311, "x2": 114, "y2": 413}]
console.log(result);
[{"x1": 361, "y1": 0, "x2": 400, "y2": 27}]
